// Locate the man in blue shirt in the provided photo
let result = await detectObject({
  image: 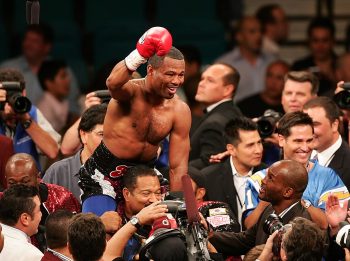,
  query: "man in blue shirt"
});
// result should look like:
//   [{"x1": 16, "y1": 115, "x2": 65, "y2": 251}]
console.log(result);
[{"x1": 0, "y1": 69, "x2": 60, "y2": 169}]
